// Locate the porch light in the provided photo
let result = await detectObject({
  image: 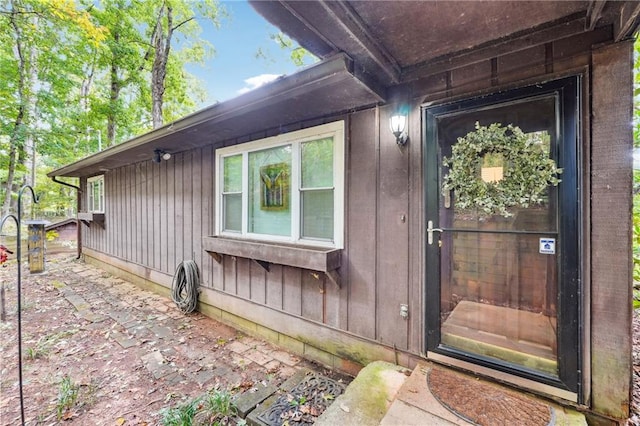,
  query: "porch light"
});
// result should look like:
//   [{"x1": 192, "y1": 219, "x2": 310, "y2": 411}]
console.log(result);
[
  {"x1": 153, "y1": 149, "x2": 171, "y2": 163},
  {"x1": 389, "y1": 113, "x2": 408, "y2": 145}
]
